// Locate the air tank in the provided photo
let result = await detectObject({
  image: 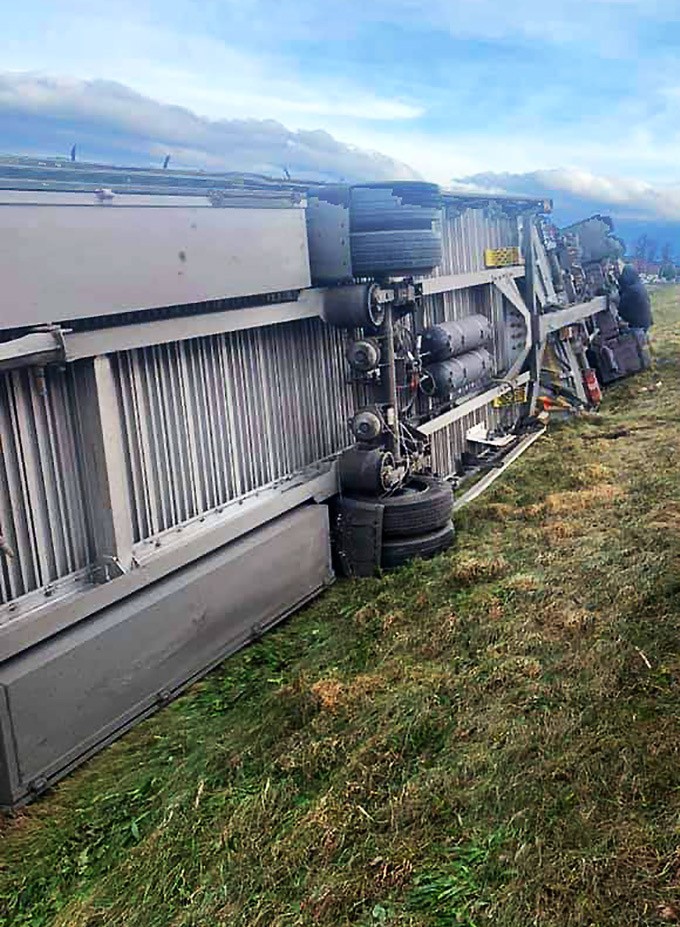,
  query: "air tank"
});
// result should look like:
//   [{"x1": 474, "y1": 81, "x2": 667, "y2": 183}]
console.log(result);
[
  {"x1": 421, "y1": 348, "x2": 494, "y2": 398},
  {"x1": 323, "y1": 282, "x2": 385, "y2": 329},
  {"x1": 420, "y1": 314, "x2": 492, "y2": 362}
]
